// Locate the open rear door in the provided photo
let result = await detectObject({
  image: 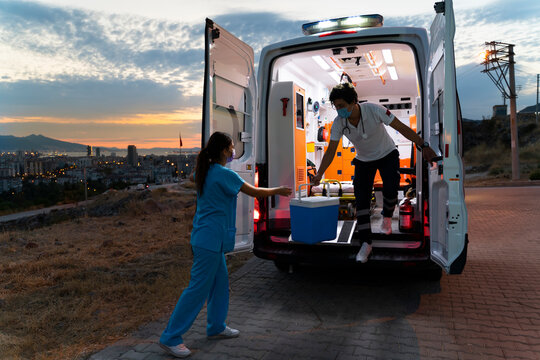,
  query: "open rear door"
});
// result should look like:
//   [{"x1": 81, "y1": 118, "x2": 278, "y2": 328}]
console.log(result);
[
  {"x1": 426, "y1": 0, "x2": 468, "y2": 274},
  {"x1": 203, "y1": 19, "x2": 257, "y2": 252}
]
